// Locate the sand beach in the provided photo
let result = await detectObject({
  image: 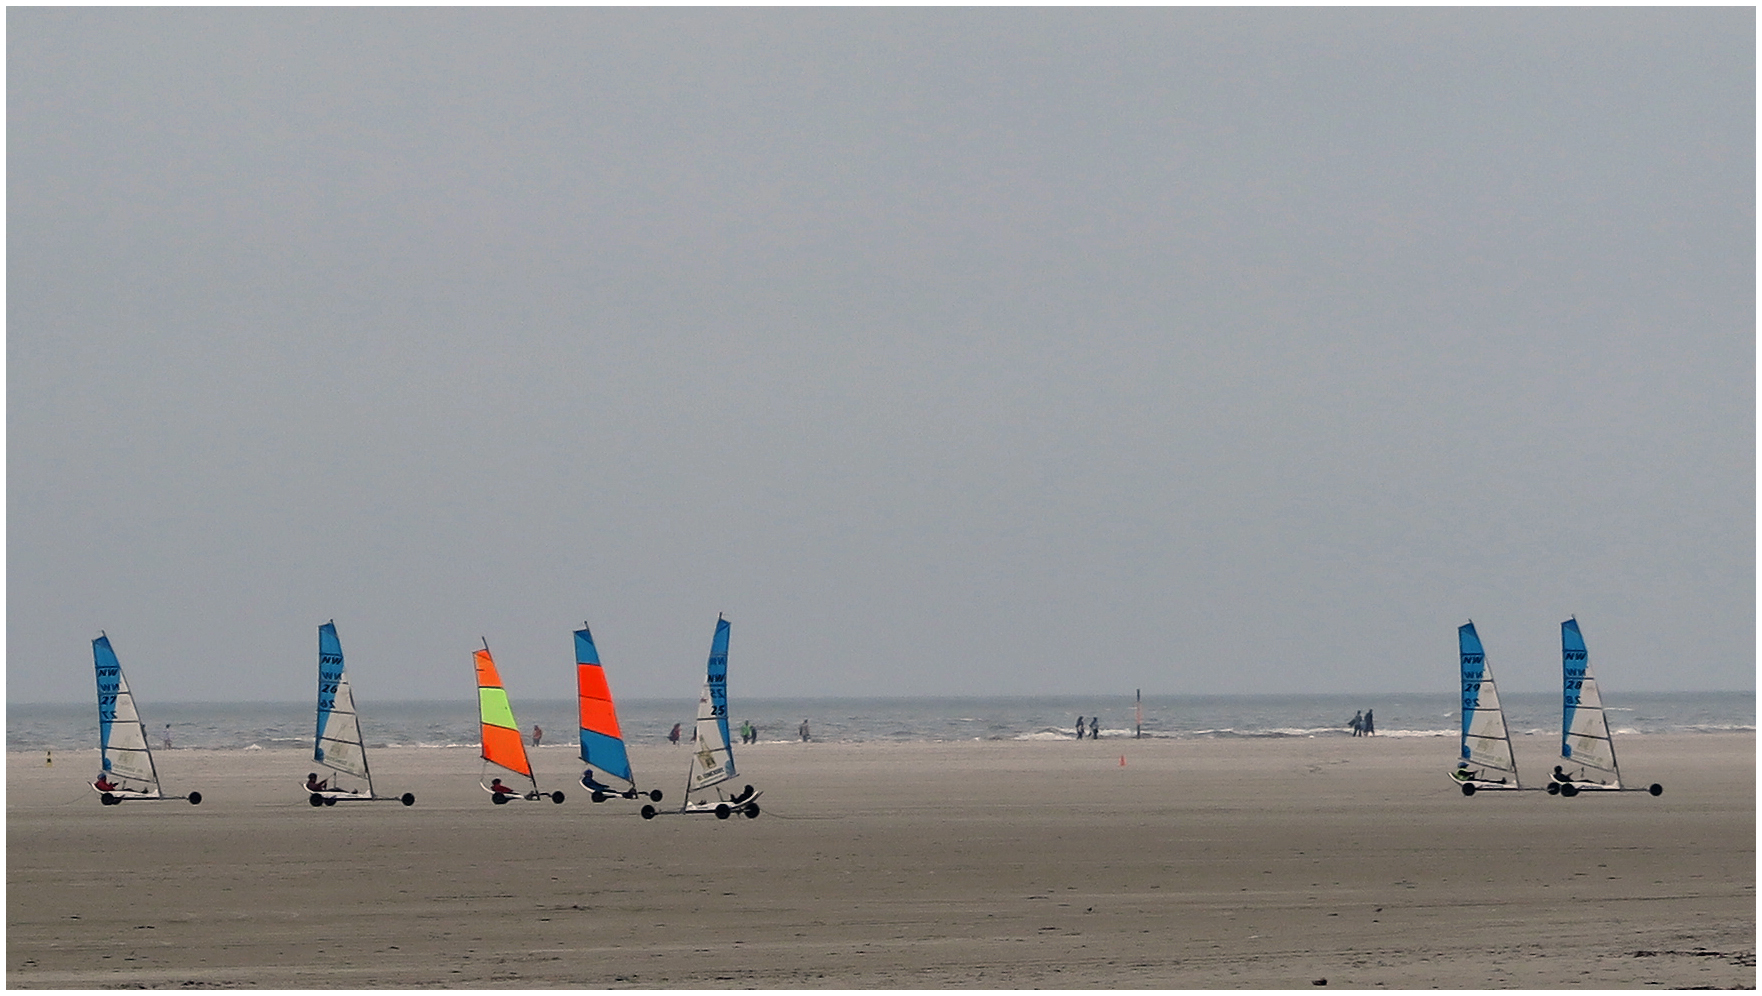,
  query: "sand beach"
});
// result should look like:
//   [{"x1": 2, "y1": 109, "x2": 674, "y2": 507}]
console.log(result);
[{"x1": 7, "y1": 732, "x2": 1754, "y2": 988}]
